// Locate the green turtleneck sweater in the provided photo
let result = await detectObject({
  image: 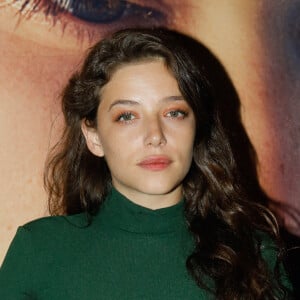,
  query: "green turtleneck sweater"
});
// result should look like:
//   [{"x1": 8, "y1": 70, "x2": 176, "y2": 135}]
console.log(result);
[{"x1": 0, "y1": 188, "x2": 291, "y2": 299}]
